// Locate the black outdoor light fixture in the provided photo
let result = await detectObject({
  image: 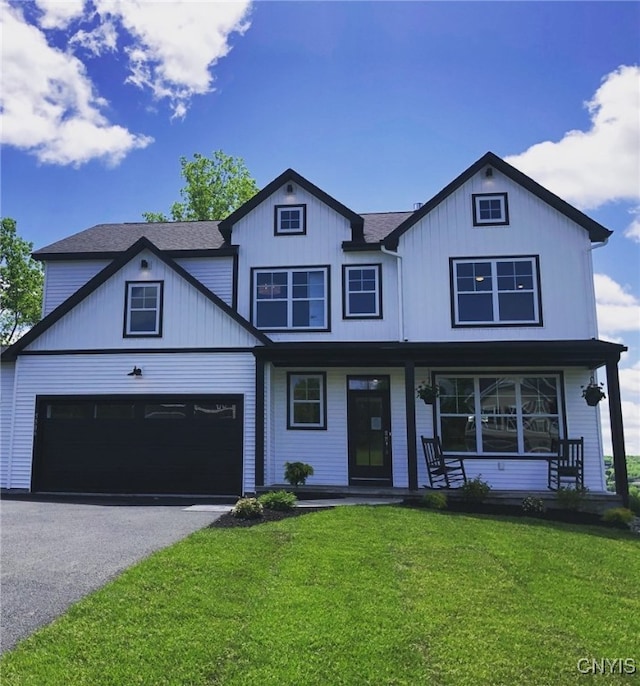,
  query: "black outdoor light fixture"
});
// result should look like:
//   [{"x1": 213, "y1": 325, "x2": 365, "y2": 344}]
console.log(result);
[
  {"x1": 485, "y1": 167, "x2": 493, "y2": 178},
  {"x1": 127, "y1": 366, "x2": 142, "y2": 377},
  {"x1": 140, "y1": 259, "x2": 149, "y2": 269}
]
